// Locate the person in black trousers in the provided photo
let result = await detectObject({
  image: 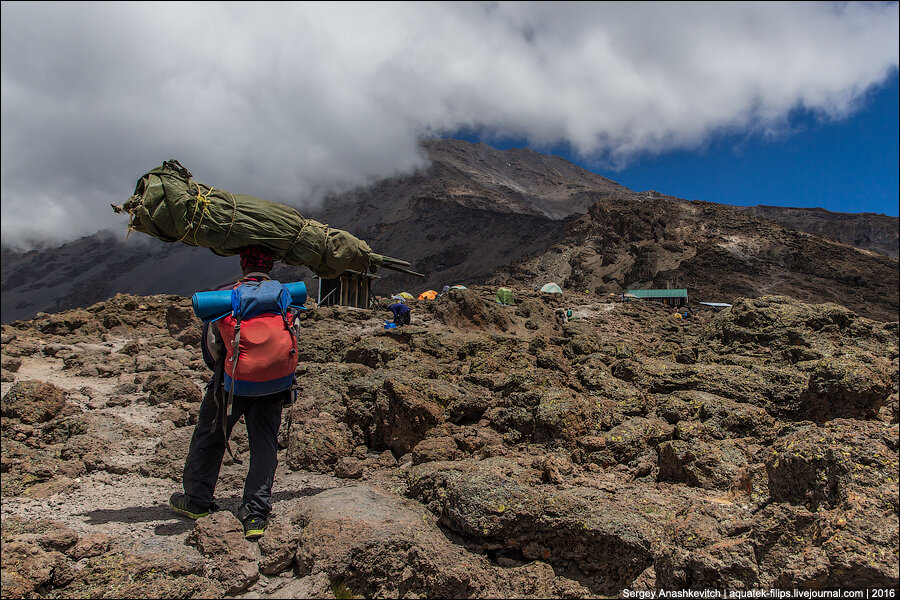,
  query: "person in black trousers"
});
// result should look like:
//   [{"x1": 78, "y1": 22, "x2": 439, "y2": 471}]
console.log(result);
[{"x1": 169, "y1": 246, "x2": 297, "y2": 541}]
